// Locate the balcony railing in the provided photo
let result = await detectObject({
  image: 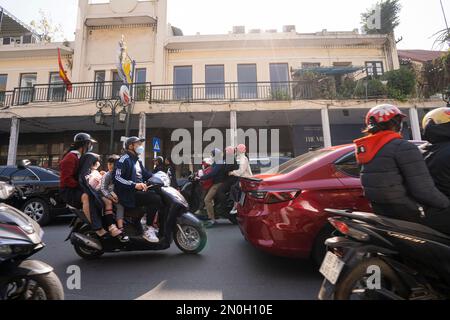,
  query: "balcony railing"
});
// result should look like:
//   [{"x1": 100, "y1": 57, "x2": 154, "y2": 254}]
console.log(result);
[{"x1": 0, "y1": 80, "x2": 389, "y2": 108}]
